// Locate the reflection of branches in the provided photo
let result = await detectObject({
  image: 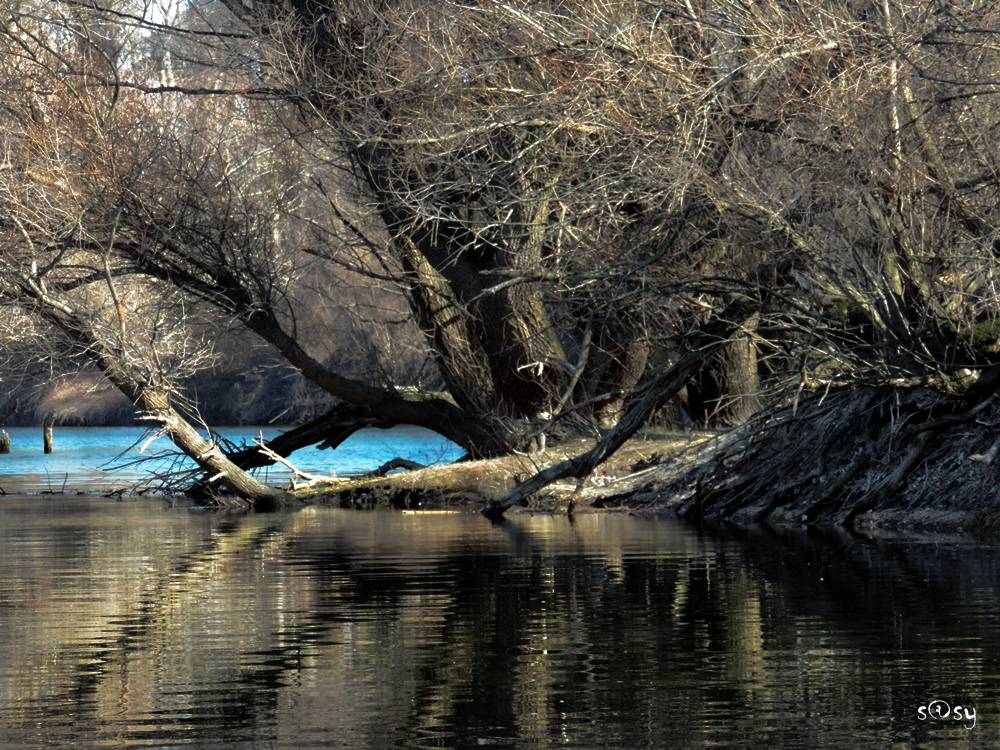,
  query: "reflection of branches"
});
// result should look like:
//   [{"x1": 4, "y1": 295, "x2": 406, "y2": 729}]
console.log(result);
[{"x1": 38, "y1": 515, "x2": 289, "y2": 731}]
